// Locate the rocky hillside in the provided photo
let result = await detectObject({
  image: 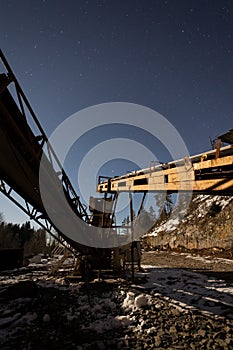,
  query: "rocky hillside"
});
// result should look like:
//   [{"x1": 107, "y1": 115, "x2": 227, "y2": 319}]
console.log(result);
[{"x1": 143, "y1": 195, "x2": 233, "y2": 252}]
